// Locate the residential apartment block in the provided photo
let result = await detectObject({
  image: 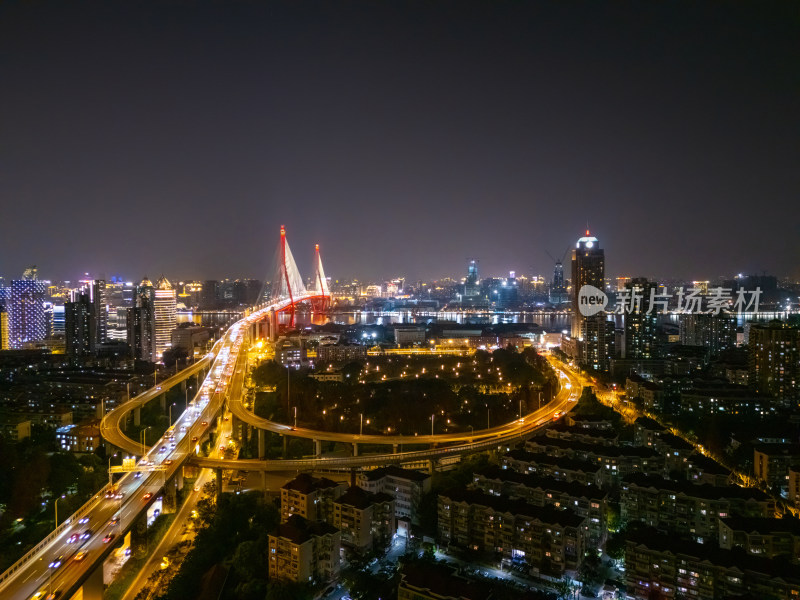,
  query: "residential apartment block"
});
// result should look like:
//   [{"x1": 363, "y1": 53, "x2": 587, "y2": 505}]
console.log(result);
[
  {"x1": 268, "y1": 515, "x2": 340, "y2": 585},
  {"x1": 280, "y1": 473, "x2": 346, "y2": 523},
  {"x1": 621, "y1": 474, "x2": 776, "y2": 543},
  {"x1": 357, "y1": 465, "x2": 431, "y2": 522},
  {"x1": 625, "y1": 529, "x2": 800, "y2": 600},
  {"x1": 471, "y1": 465, "x2": 607, "y2": 546},
  {"x1": 333, "y1": 486, "x2": 395, "y2": 553},
  {"x1": 437, "y1": 488, "x2": 588, "y2": 577}
]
